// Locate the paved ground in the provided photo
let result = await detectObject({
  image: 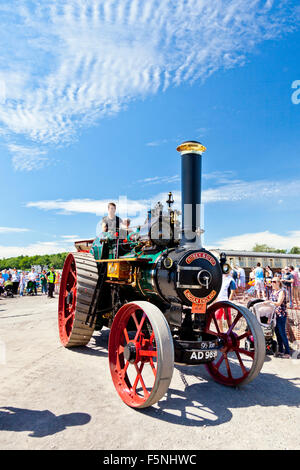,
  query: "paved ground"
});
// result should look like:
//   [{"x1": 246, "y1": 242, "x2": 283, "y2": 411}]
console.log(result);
[{"x1": 0, "y1": 294, "x2": 299, "y2": 450}]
